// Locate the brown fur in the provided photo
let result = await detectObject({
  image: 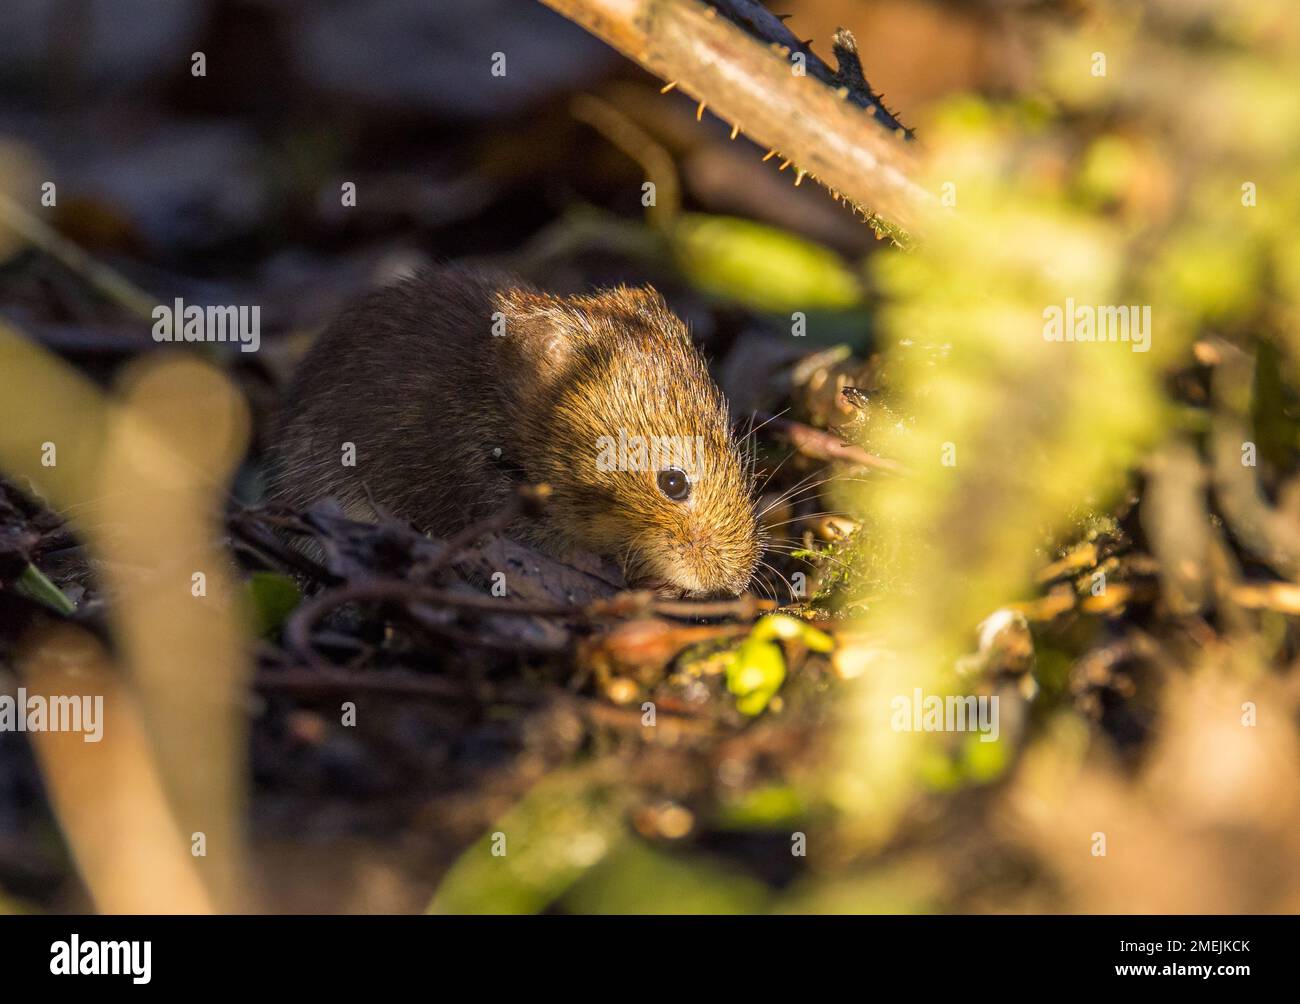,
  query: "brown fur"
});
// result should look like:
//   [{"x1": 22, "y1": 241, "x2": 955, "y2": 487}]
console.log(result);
[{"x1": 268, "y1": 266, "x2": 759, "y2": 597}]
